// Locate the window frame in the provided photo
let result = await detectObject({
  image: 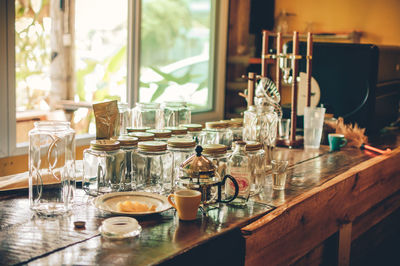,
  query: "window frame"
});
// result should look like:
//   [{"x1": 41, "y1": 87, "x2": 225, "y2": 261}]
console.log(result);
[{"x1": 1, "y1": 0, "x2": 228, "y2": 158}]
